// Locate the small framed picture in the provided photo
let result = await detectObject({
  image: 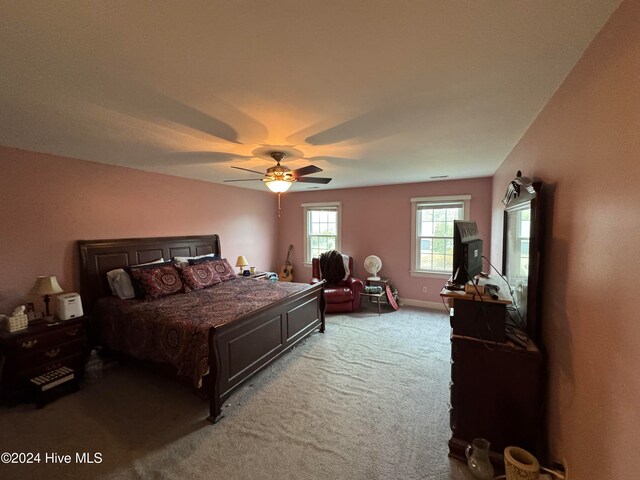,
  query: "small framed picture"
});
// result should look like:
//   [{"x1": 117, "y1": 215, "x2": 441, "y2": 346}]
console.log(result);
[{"x1": 25, "y1": 302, "x2": 35, "y2": 321}]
